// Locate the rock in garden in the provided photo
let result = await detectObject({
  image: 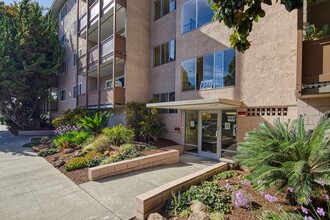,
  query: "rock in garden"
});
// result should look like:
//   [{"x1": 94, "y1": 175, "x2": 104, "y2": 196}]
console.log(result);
[
  {"x1": 74, "y1": 150, "x2": 83, "y2": 157},
  {"x1": 63, "y1": 148, "x2": 74, "y2": 154},
  {"x1": 147, "y1": 213, "x2": 166, "y2": 220},
  {"x1": 53, "y1": 156, "x2": 59, "y2": 162},
  {"x1": 32, "y1": 146, "x2": 40, "y2": 152},
  {"x1": 38, "y1": 144, "x2": 48, "y2": 150},
  {"x1": 188, "y1": 211, "x2": 210, "y2": 220},
  {"x1": 190, "y1": 200, "x2": 211, "y2": 213},
  {"x1": 54, "y1": 160, "x2": 65, "y2": 168}
]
